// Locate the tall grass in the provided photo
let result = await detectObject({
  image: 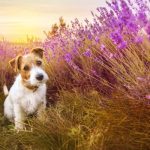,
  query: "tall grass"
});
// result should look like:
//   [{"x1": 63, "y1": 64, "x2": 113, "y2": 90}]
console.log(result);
[{"x1": 0, "y1": 91, "x2": 150, "y2": 150}]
